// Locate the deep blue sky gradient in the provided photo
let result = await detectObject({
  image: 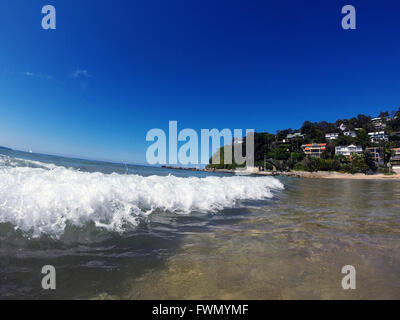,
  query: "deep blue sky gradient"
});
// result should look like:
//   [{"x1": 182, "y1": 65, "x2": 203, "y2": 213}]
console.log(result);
[{"x1": 0, "y1": 0, "x2": 399, "y2": 163}]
